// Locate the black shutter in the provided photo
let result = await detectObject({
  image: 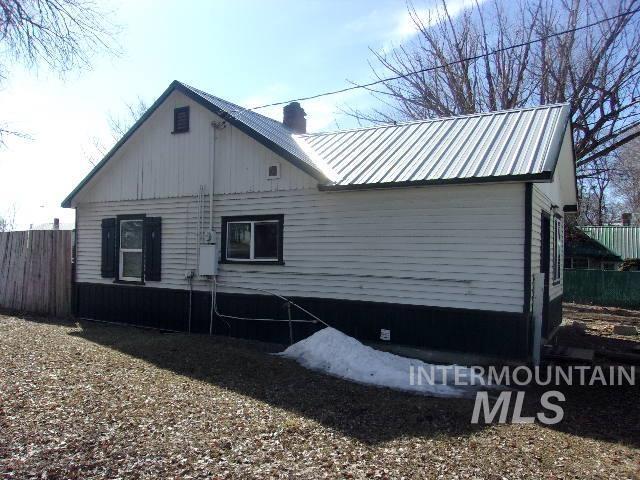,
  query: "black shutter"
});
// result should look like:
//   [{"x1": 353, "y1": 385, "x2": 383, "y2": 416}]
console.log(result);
[
  {"x1": 144, "y1": 217, "x2": 161, "y2": 281},
  {"x1": 101, "y1": 218, "x2": 116, "y2": 278}
]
